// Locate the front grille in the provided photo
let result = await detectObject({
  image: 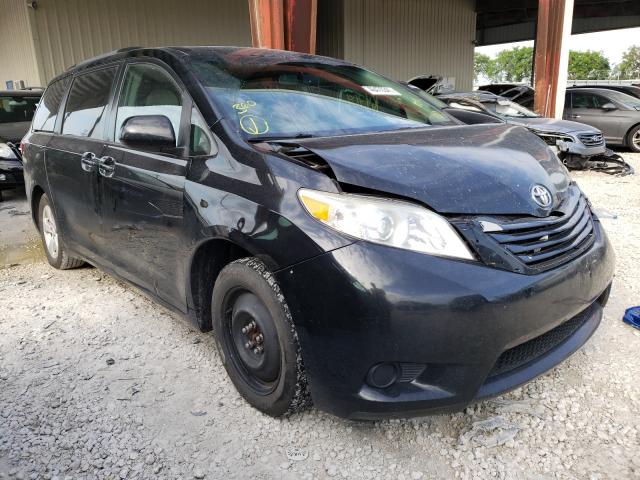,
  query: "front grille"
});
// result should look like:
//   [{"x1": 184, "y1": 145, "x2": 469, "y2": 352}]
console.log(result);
[
  {"x1": 578, "y1": 133, "x2": 604, "y2": 147},
  {"x1": 488, "y1": 305, "x2": 592, "y2": 378},
  {"x1": 486, "y1": 195, "x2": 595, "y2": 271}
]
